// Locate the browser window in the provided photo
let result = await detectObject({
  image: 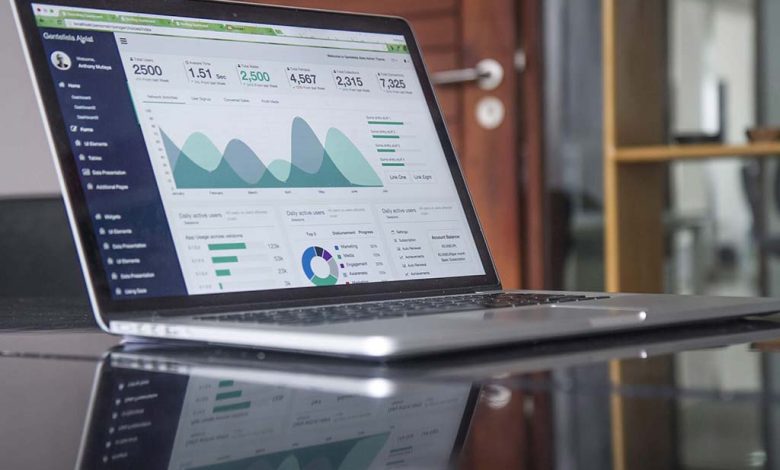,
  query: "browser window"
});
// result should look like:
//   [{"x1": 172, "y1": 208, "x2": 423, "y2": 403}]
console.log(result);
[{"x1": 32, "y1": 3, "x2": 485, "y2": 299}]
